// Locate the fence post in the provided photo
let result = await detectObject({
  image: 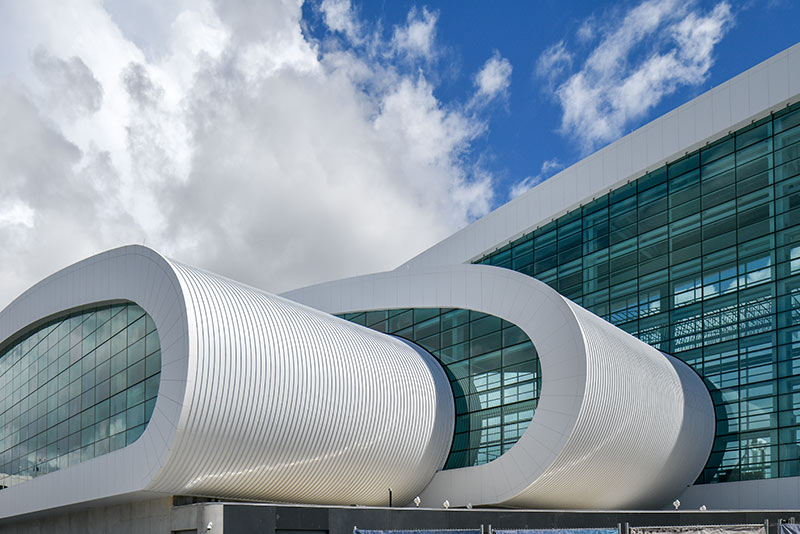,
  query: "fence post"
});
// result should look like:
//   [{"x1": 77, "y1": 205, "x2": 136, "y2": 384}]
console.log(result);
[{"x1": 765, "y1": 519, "x2": 770, "y2": 534}]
